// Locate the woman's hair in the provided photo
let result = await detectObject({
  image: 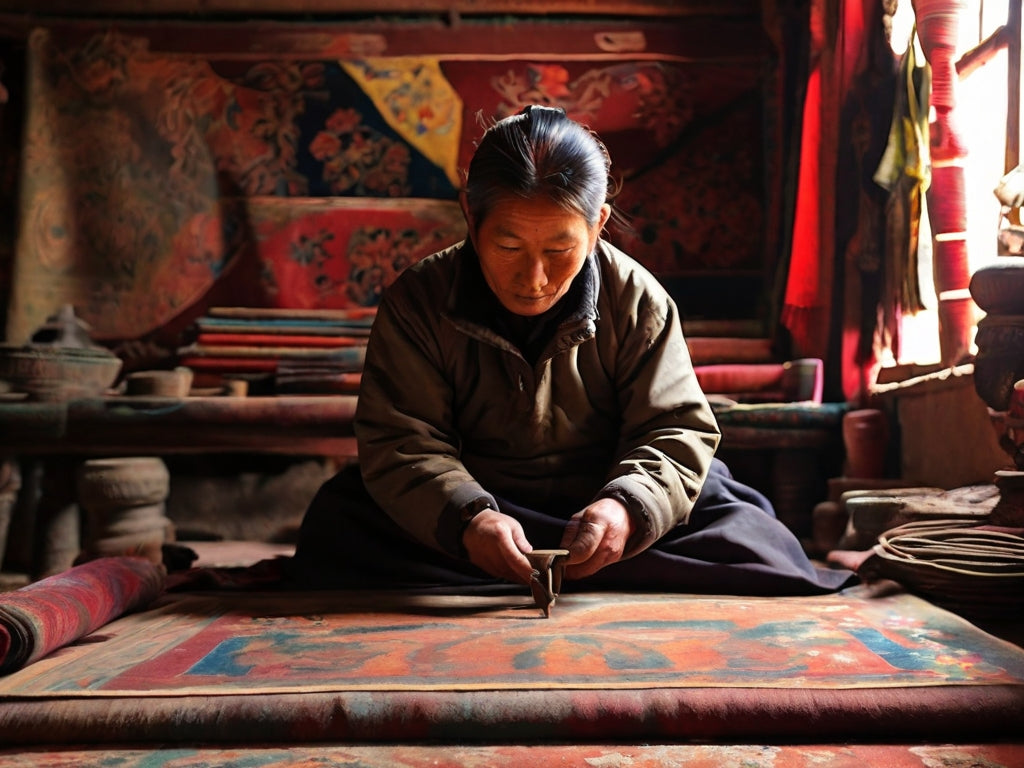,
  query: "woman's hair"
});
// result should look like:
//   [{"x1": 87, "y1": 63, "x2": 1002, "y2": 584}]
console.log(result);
[{"x1": 464, "y1": 105, "x2": 614, "y2": 228}]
